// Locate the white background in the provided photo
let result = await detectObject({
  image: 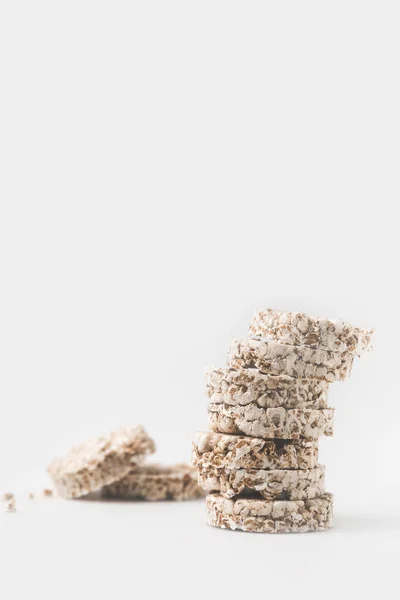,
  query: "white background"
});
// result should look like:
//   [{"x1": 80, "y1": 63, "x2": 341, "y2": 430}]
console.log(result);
[{"x1": 0, "y1": 1, "x2": 399, "y2": 598}]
